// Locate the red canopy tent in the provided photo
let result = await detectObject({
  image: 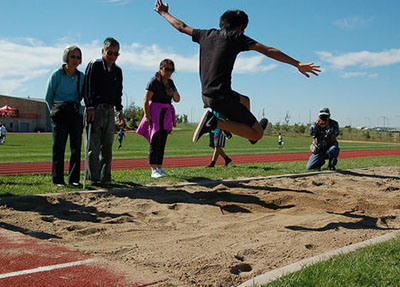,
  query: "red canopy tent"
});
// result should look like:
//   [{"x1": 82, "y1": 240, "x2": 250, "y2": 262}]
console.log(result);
[{"x1": 0, "y1": 105, "x2": 18, "y2": 117}]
